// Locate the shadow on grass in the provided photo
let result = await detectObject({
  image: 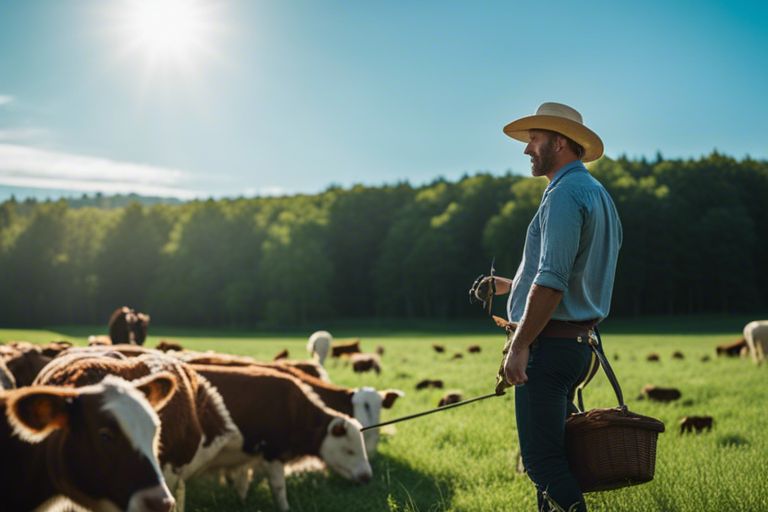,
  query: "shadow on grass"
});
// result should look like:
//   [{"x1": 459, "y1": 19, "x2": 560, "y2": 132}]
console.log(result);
[{"x1": 184, "y1": 454, "x2": 453, "y2": 512}]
